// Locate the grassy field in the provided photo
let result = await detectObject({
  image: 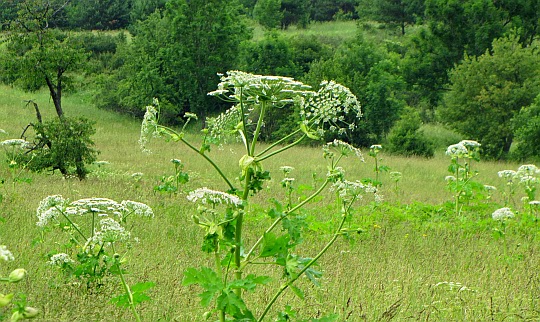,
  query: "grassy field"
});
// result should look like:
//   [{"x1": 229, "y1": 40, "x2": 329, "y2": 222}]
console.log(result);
[{"x1": 0, "y1": 85, "x2": 539, "y2": 321}]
